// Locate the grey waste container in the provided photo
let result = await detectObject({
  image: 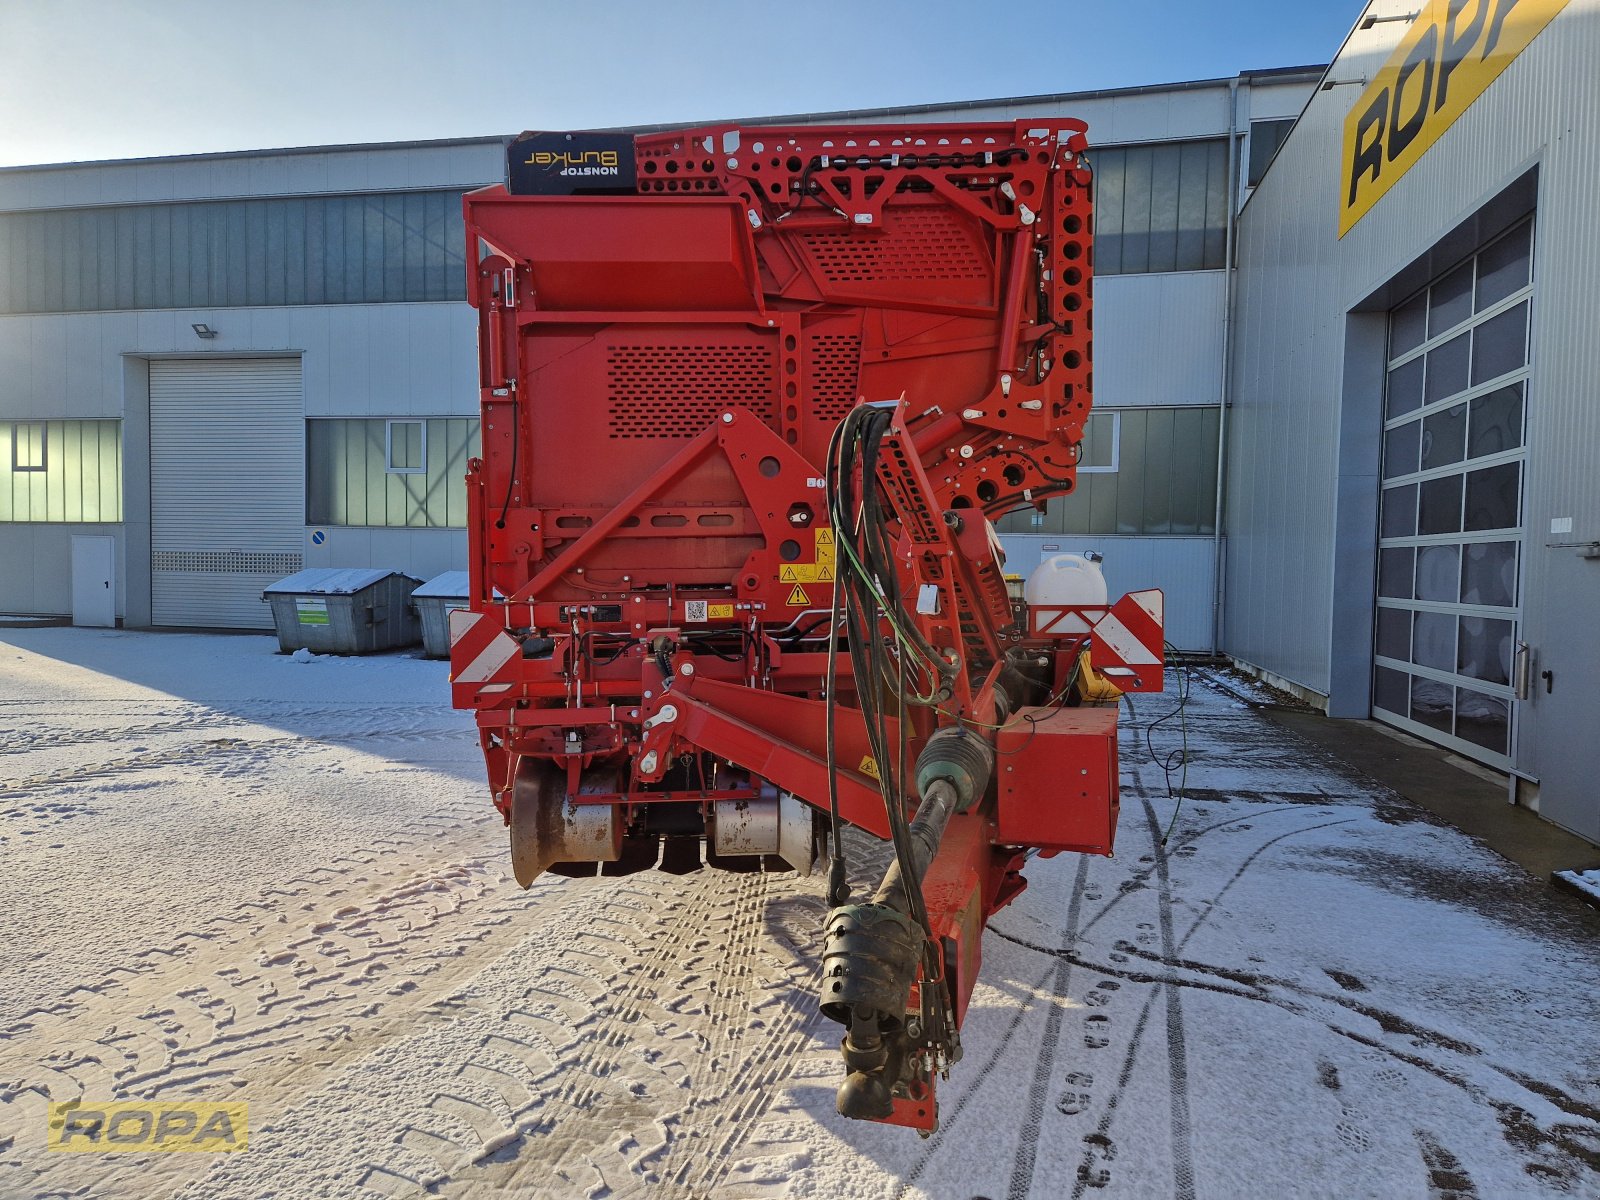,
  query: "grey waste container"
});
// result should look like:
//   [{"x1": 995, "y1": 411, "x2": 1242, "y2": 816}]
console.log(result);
[
  {"x1": 262, "y1": 568, "x2": 422, "y2": 655},
  {"x1": 412, "y1": 571, "x2": 471, "y2": 659}
]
